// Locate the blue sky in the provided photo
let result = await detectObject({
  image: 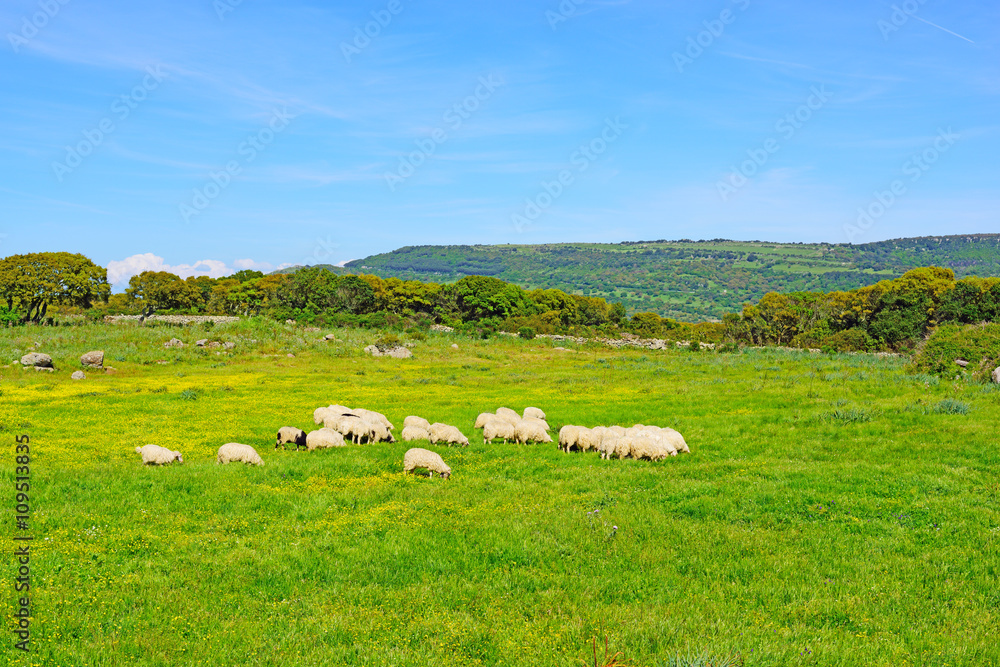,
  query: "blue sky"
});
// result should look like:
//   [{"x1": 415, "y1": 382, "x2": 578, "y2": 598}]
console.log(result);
[{"x1": 1, "y1": 0, "x2": 996, "y2": 287}]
